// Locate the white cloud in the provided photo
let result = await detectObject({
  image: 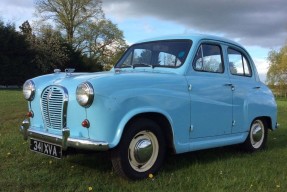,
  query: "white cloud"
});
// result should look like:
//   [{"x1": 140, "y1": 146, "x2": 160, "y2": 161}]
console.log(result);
[
  {"x1": 103, "y1": 2, "x2": 131, "y2": 23},
  {"x1": 254, "y1": 58, "x2": 269, "y2": 74},
  {"x1": 253, "y1": 58, "x2": 269, "y2": 82},
  {"x1": 0, "y1": 0, "x2": 34, "y2": 26}
]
